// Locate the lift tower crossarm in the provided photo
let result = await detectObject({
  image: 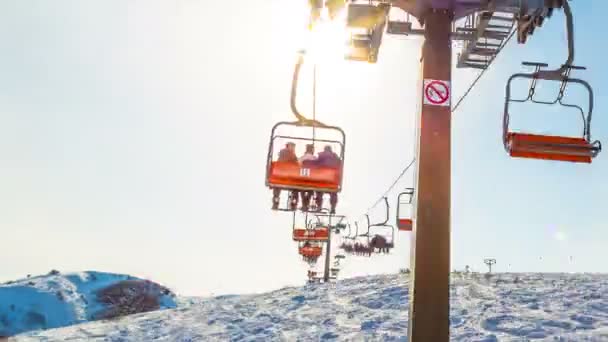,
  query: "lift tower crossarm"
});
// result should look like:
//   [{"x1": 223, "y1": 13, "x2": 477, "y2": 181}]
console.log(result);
[
  {"x1": 390, "y1": 0, "x2": 563, "y2": 21},
  {"x1": 456, "y1": 11, "x2": 515, "y2": 69}
]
